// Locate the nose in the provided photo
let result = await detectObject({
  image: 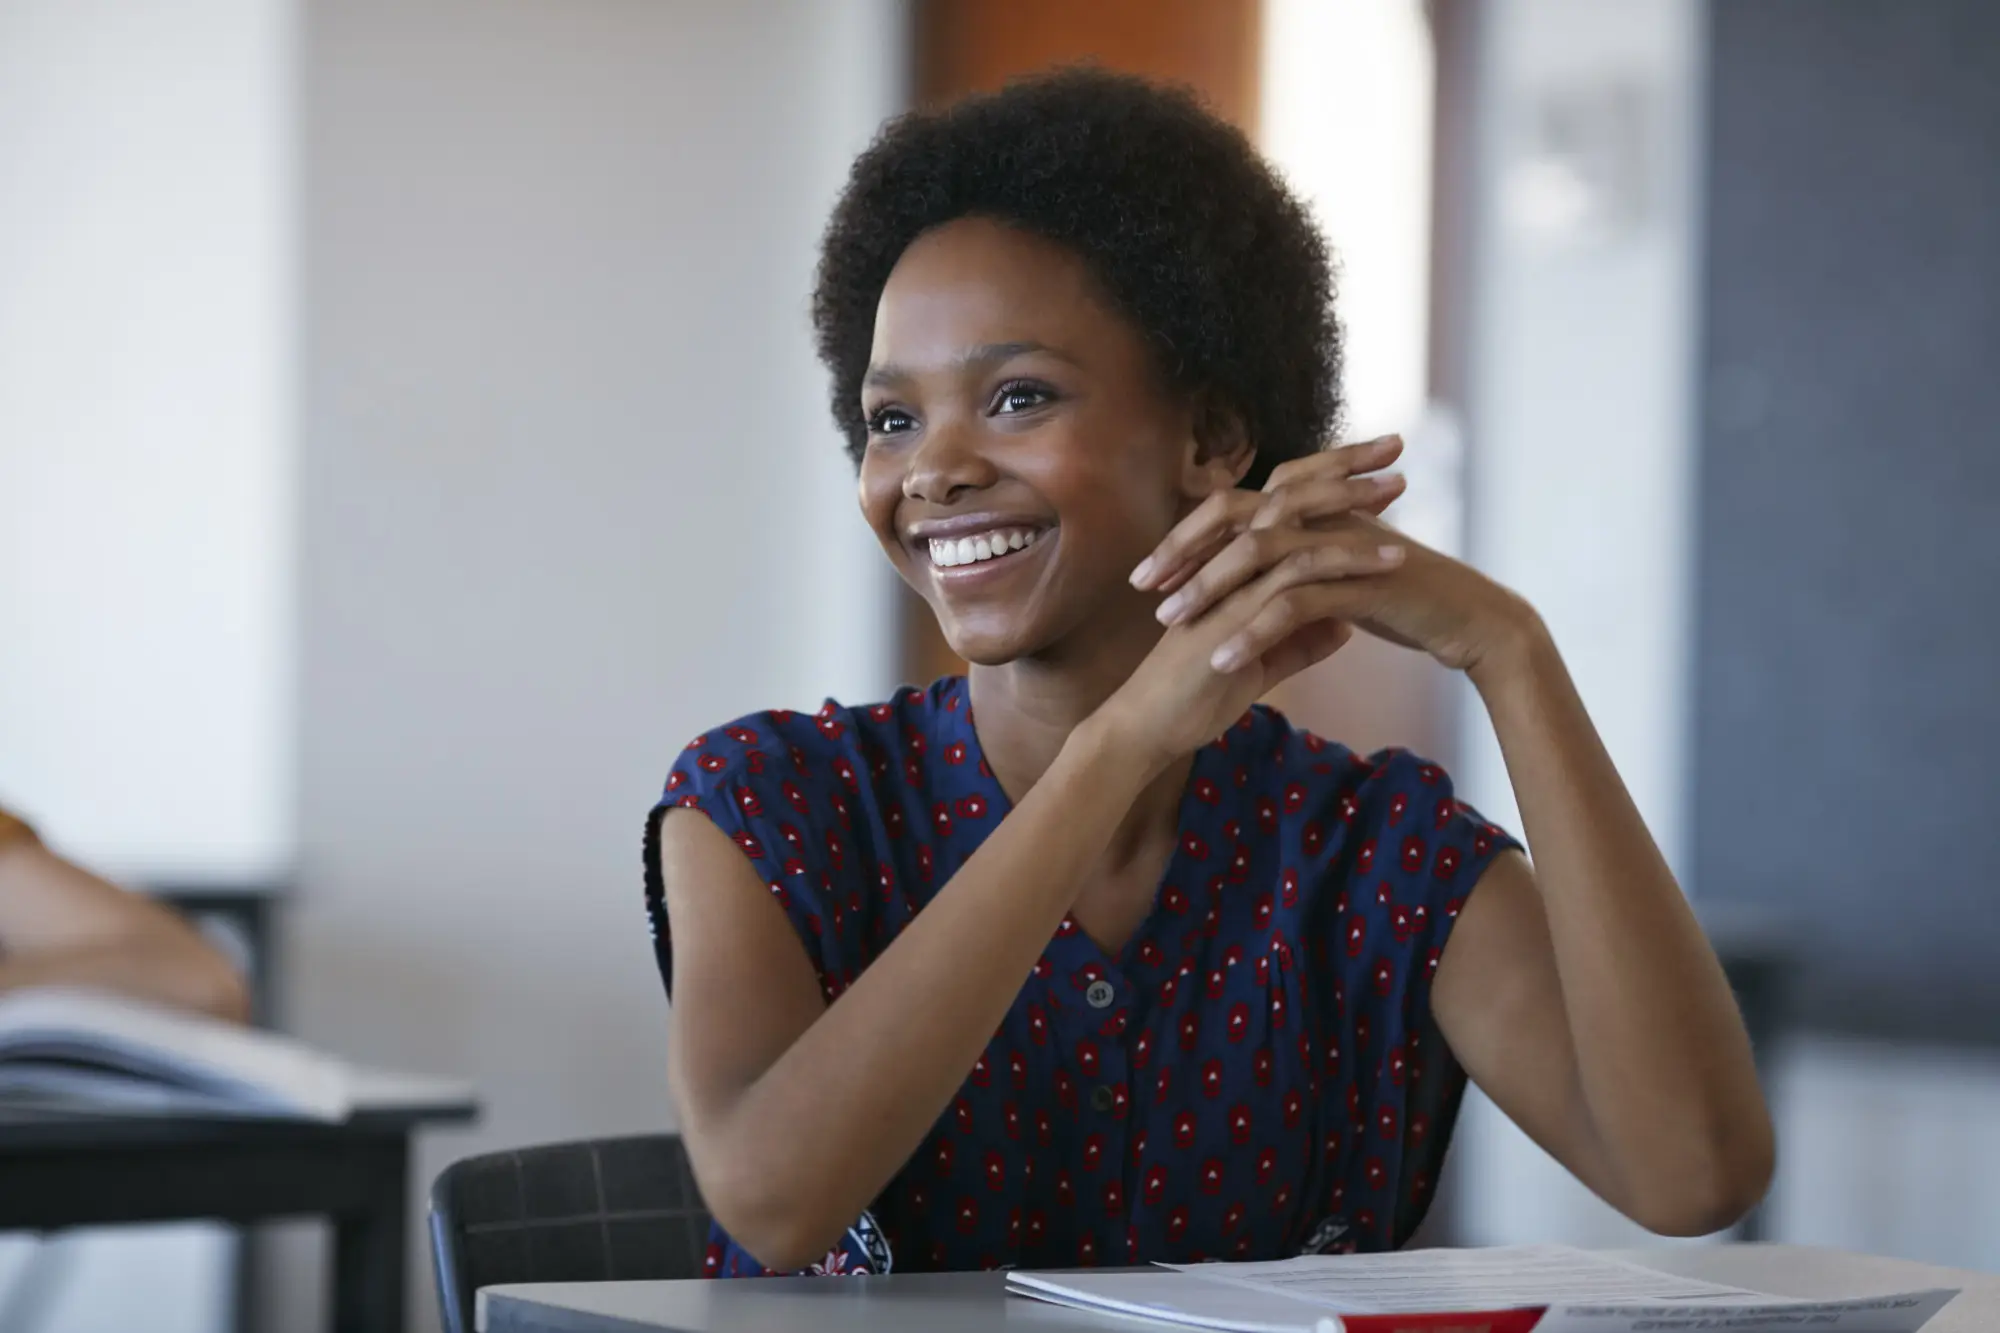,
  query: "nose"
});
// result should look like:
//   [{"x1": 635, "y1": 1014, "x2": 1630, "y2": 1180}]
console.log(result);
[{"x1": 902, "y1": 417, "x2": 998, "y2": 505}]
